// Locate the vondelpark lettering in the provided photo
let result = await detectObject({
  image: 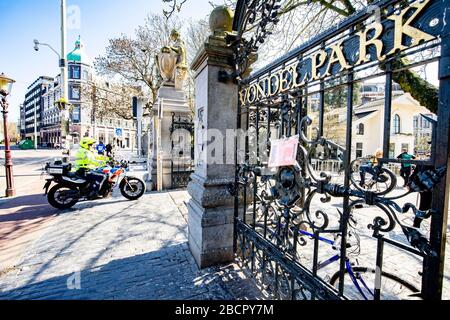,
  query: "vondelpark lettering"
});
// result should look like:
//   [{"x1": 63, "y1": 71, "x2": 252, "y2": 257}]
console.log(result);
[{"x1": 239, "y1": 0, "x2": 436, "y2": 105}]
